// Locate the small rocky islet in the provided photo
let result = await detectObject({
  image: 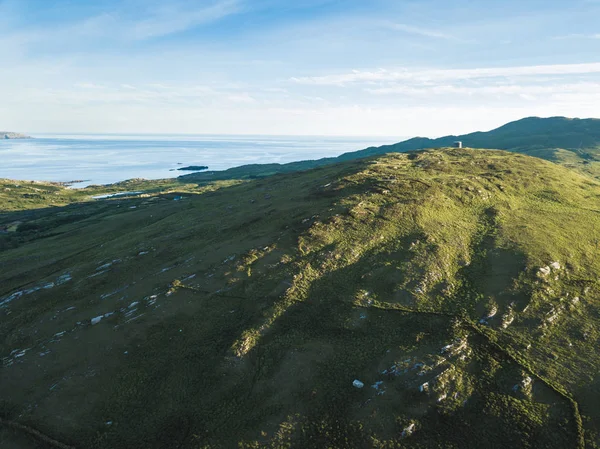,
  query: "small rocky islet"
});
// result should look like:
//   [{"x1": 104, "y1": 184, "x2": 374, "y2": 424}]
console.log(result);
[{"x1": 169, "y1": 165, "x2": 209, "y2": 172}]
